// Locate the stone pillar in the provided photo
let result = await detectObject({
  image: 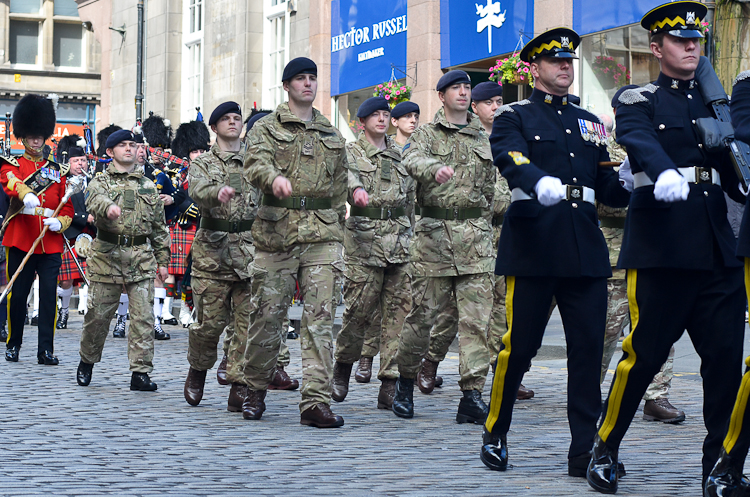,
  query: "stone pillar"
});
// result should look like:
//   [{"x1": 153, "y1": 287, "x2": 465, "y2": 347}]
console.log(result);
[
  {"x1": 309, "y1": 0, "x2": 332, "y2": 118},
  {"x1": 406, "y1": 0, "x2": 443, "y2": 120},
  {"x1": 535, "y1": 0, "x2": 573, "y2": 33},
  {"x1": 714, "y1": 2, "x2": 750, "y2": 92},
  {"x1": 77, "y1": 0, "x2": 112, "y2": 127}
]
